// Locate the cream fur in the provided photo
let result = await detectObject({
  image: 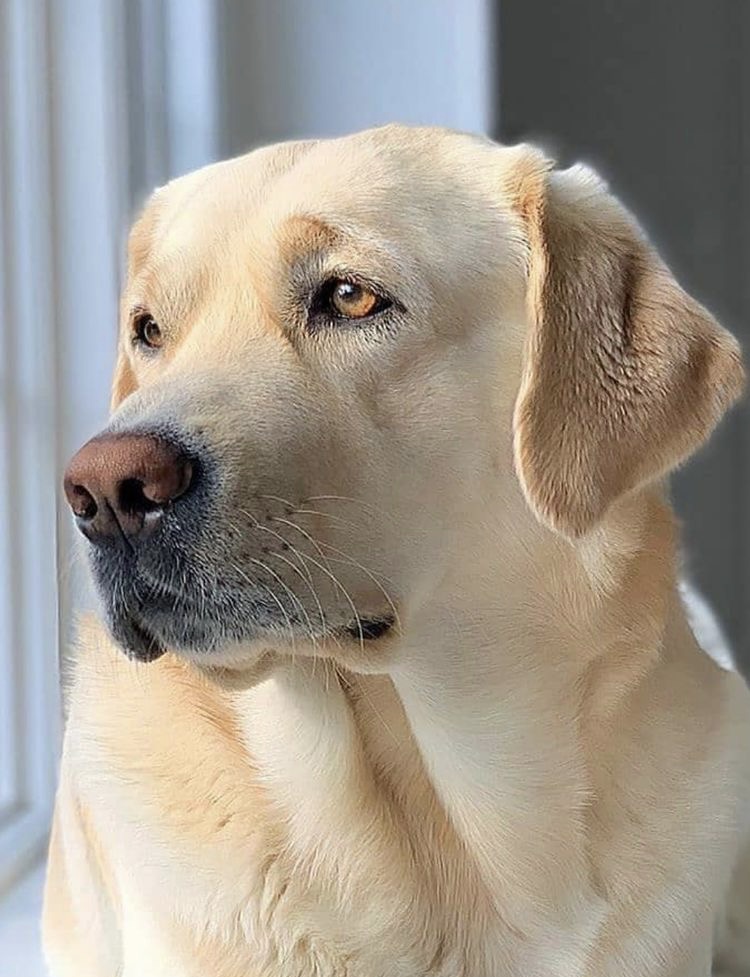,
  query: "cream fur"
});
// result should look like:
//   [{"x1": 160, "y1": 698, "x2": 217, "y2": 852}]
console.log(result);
[{"x1": 44, "y1": 125, "x2": 750, "y2": 977}]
